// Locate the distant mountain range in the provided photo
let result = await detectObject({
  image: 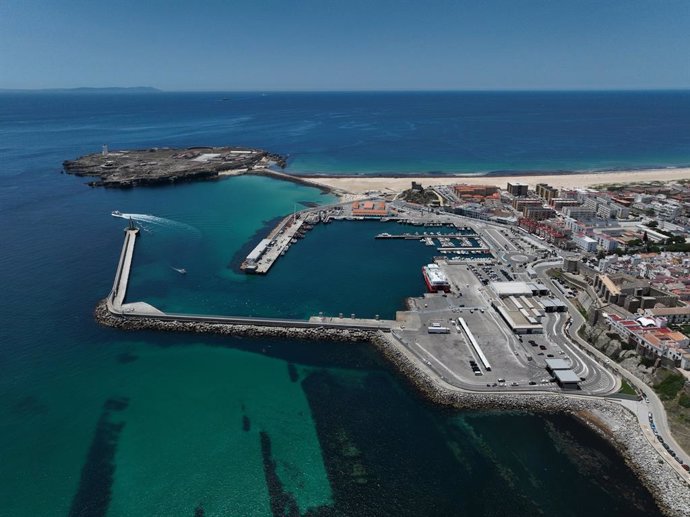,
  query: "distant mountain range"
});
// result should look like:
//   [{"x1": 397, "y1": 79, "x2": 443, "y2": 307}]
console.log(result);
[{"x1": 0, "y1": 86, "x2": 162, "y2": 93}]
